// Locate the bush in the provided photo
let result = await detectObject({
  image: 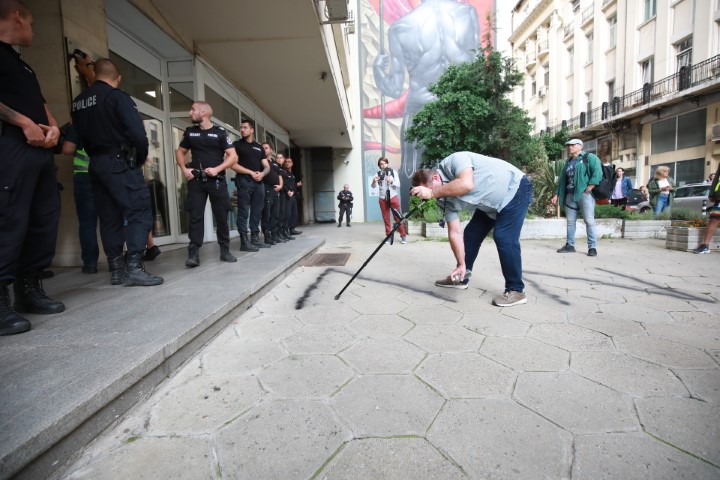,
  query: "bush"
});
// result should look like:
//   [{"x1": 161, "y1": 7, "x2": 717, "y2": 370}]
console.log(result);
[
  {"x1": 409, "y1": 196, "x2": 442, "y2": 222},
  {"x1": 594, "y1": 204, "x2": 633, "y2": 219}
]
